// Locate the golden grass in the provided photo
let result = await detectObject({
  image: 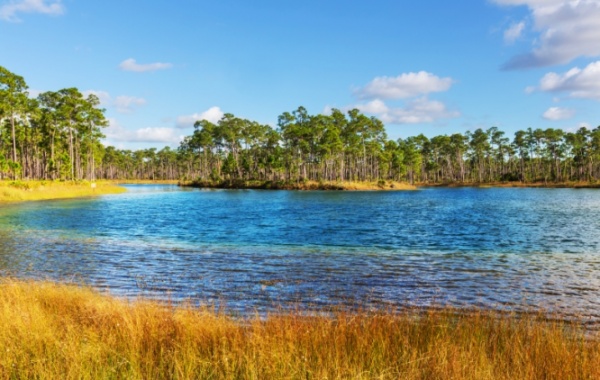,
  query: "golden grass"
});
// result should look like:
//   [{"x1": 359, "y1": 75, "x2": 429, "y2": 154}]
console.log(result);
[
  {"x1": 183, "y1": 179, "x2": 418, "y2": 191},
  {"x1": 418, "y1": 181, "x2": 600, "y2": 189},
  {"x1": 112, "y1": 180, "x2": 180, "y2": 185},
  {"x1": 0, "y1": 180, "x2": 126, "y2": 203},
  {"x1": 0, "y1": 279, "x2": 598, "y2": 379}
]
